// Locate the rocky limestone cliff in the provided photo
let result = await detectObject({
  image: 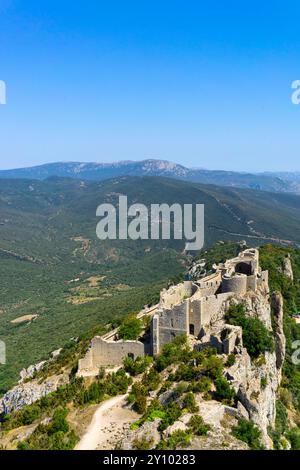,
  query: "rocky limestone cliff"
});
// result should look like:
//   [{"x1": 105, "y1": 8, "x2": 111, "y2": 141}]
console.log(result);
[
  {"x1": 272, "y1": 292, "x2": 286, "y2": 372},
  {"x1": 218, "y1": 288, "x2": 285, "y2": 448},
  {"x1": 120, "y1": 402, "x2": 249, "y2": 451},
  {"x1": 282, "y1": 254, "x2": 294, "y2": 281},
  {"x1": 0, "y1": 373, "x2": 68, "y2": 415}
]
